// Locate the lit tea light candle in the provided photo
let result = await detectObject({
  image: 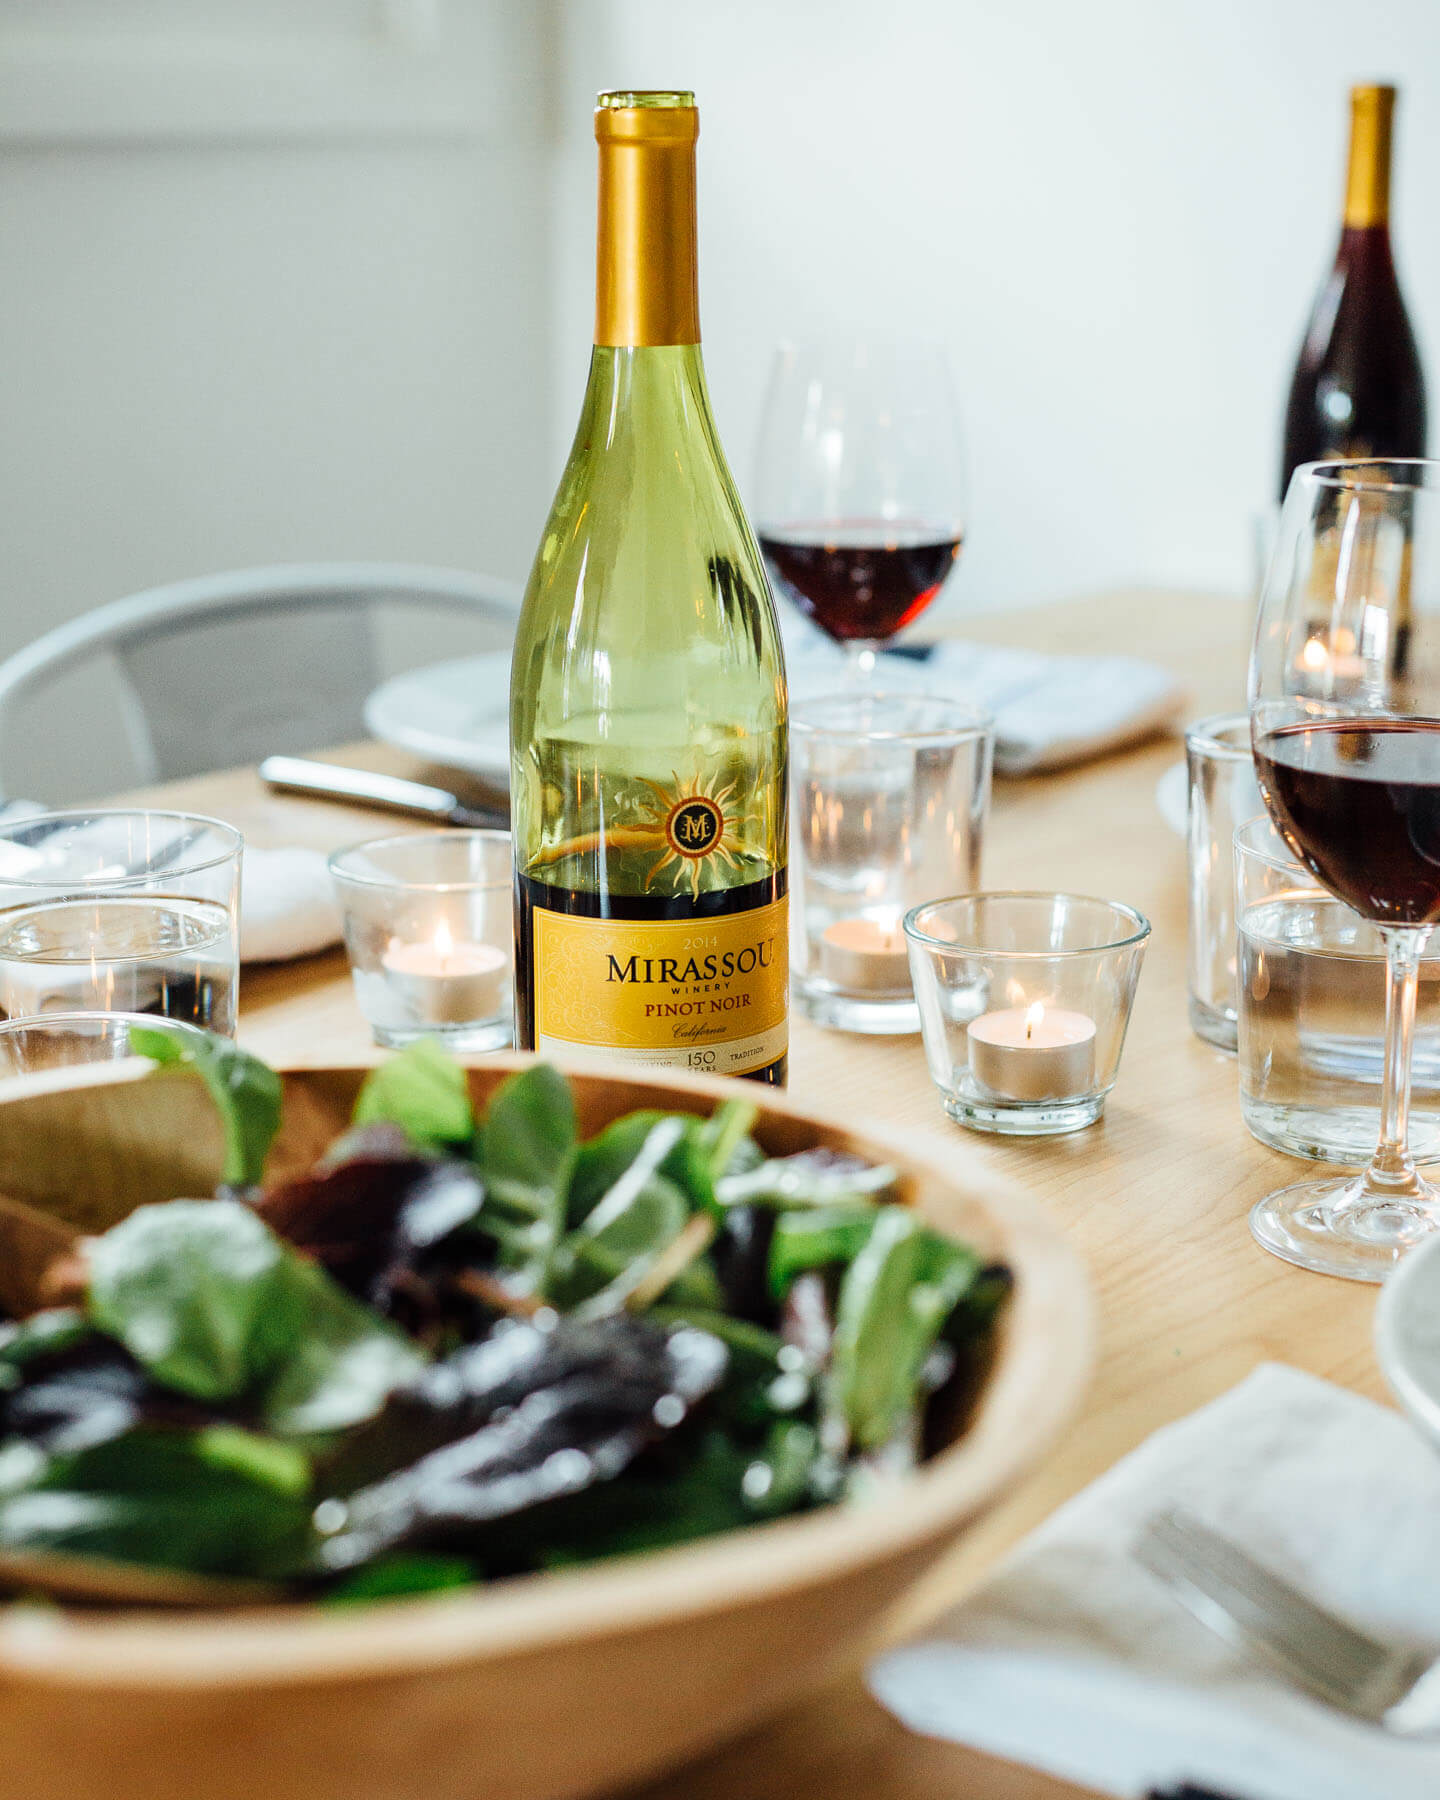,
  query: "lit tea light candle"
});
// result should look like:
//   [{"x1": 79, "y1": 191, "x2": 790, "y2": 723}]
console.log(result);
[
  {"x1": 1298, "y1": 631, "x2": 1367, "y2": 686},
  {"x1": 967, "y1": 999, "x2": 1097, "y2": 1102},
  {"x1": 381, "y1": 919, "x2": 508, "y2": 1025},
  {"x1": 818, "y1": 915, "x2": 911, "y2": 993}
]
